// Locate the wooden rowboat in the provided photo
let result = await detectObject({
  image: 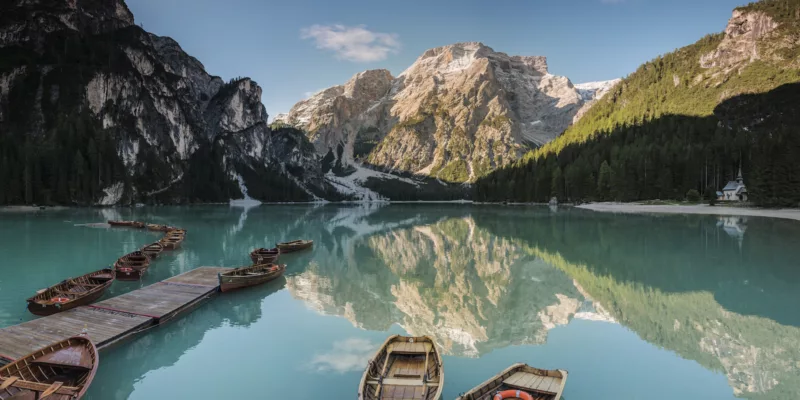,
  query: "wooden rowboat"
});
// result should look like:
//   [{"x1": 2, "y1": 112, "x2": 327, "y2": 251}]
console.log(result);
[
  {"x1": 158, "y1": 234, "x2": 184, "y2": 250},
  {"x1": 107, "y1": 220, "x2": 135, "y2": 227},
  {"x1": 218, "y1": 264, "x2": 285, "y2": 292},
  {"x1": 146, "y1": 223, "x2": 171, "y2": 232},
  {"x1": 455, "y1": 364, "x2": 568, "y2": 400},
  {"x1": 141, "y1": 242, "x2": 164, "y2": 260},
  {"x1": 359, "y1": 335, "x2": 443, "y2": 400},
  {"x1": 0, "y1": 336, "x2": 98, "y2": 400},
  {"x1": 114, "y1": 251, "x2": 150, "y2": 281},
  {"x1": 276, "y1": 239, "x2": 313, "y2": 253},
  {"x1": 26, "y1": 269, "x2": 115, "y2": 316},
  {"x1": 131, "y1": 221, "x2": 145, "y2": 229},
  {"x1": 249, "y1": 248, "x2": 280, "y2": 264}
]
